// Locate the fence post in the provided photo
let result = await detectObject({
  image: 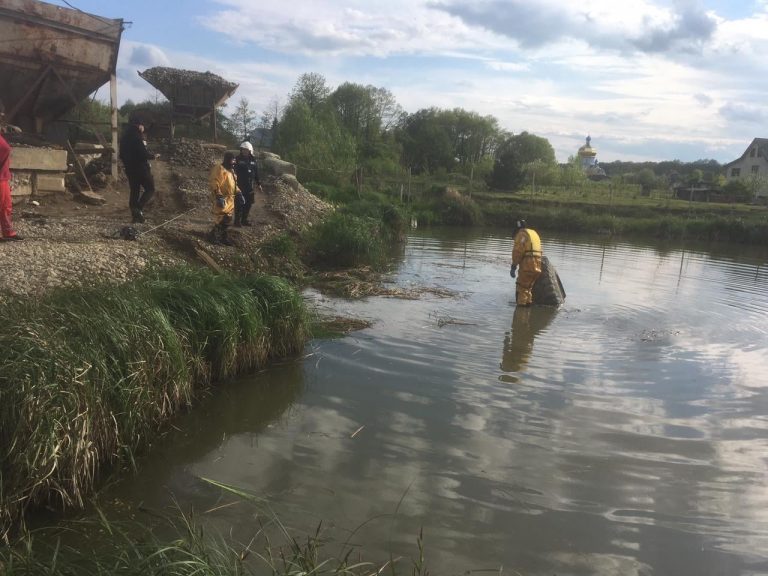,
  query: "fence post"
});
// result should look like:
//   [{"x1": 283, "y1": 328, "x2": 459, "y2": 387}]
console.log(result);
[{"x1": 407, "y1": 167, "x2": 412, "y2": 204}]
